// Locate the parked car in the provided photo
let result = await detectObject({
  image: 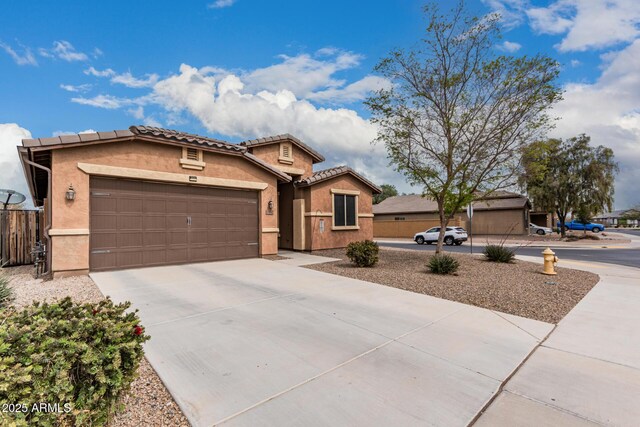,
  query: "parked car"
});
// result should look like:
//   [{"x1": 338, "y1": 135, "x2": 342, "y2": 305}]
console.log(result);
[
  {"x1": 557, "y1": 220, "x2": 605, "y2": 233},
  {"x1": 529, "y1": 223, "x2": 553, "y2": 235},
  {"x1": 414, "y1": 226, "x2": 468, "y2": 246}
]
